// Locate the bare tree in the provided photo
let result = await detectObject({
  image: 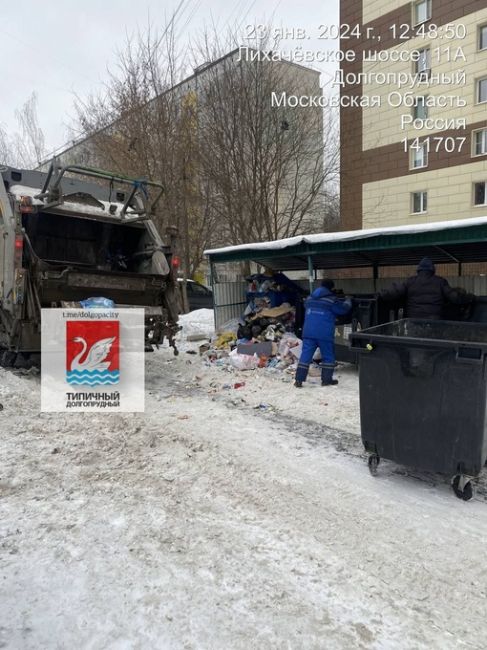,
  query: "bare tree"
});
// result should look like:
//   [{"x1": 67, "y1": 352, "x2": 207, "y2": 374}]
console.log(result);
[
  {"x1": 15, "y1": 93, "x2": 46, "y2": 166},
  {"x1": 0, "y1": 93, "x2": 47, "y2": 168},
  {"x1": 322, "y1": 189, "x2": 340, "y2": 232},
  {"x1": 73, "y1": 22, "x2": 213, "y2": 280},
  {"x1": 193, "y1": 33, "x2": 339, "y2": 247},
  {"x1": 0, "y1": 123, "x2": 14, "y2": 165},
  {"x1": 72, "y1": 23, "x2": 339, "y2": 276}
]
